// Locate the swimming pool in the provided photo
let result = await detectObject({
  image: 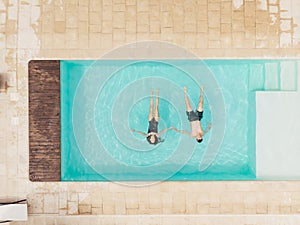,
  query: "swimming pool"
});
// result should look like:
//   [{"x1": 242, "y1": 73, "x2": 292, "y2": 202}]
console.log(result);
[{"x1": 61, "y1": 59, "x2": 297, "y2": 181}]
